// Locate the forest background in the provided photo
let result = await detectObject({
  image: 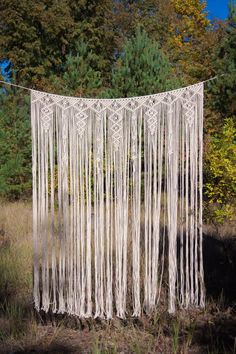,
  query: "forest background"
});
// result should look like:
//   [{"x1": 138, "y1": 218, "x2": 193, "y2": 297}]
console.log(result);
[
  {"x1": 0, "y1": 0, "x2": 235, "y2": 226},
  {"x1": 0, "y1": 0, "x2": 236, "y2": 227},
  {"x1": 0, "y1": 1, "x2": 236, "y2": 353}
]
